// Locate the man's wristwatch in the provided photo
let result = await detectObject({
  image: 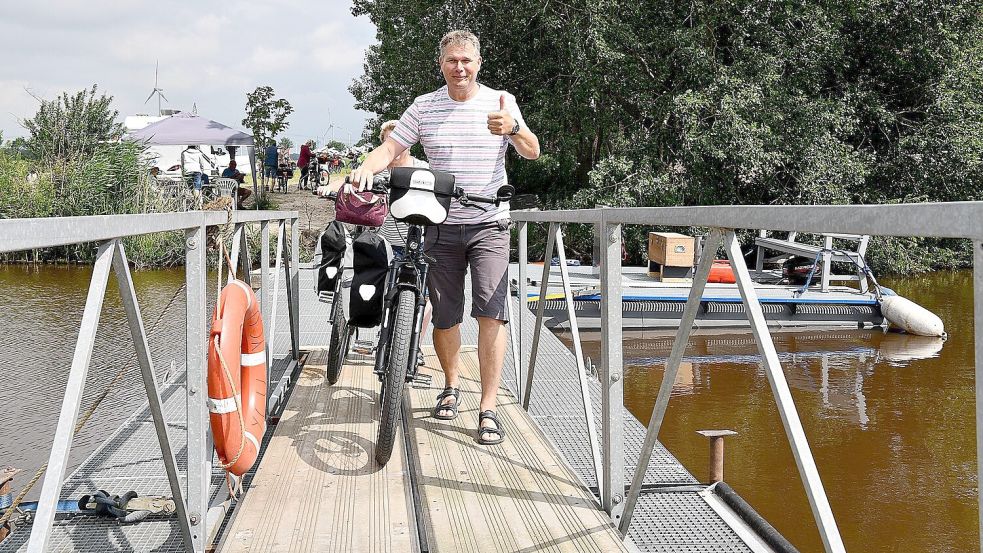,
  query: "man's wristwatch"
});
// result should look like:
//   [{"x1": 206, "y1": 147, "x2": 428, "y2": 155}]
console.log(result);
[{"x1": 509, "y1": 122, "x2": 521, "y2": 136}]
